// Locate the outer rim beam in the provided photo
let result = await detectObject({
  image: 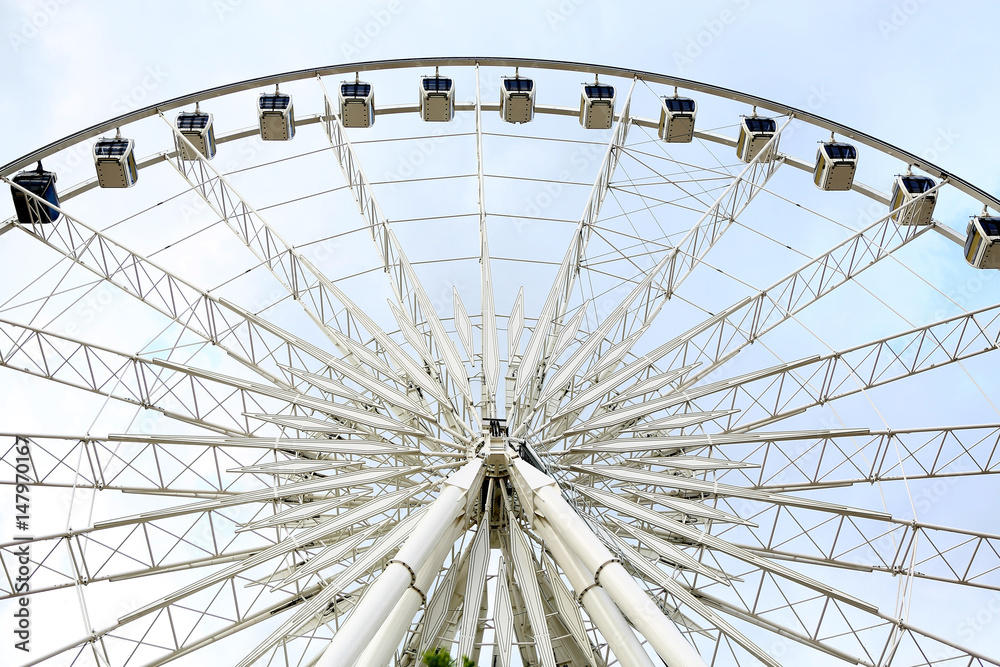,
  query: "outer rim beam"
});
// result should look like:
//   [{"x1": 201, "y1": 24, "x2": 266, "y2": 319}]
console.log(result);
[
  {"x1": 20, "y1": 102, "x2": 961, "y2": 259},
  {"x1": 4, "y1": 56, "x2": 996, "y2": 213},
  {"x1": 44, "y1": 105, "x2": 926, "y2": 242}
]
